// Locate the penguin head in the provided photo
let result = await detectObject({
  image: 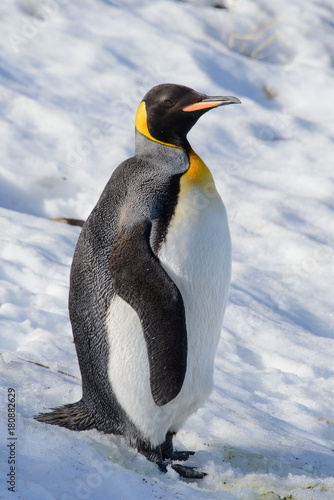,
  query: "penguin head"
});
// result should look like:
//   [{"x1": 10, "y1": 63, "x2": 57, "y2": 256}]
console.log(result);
[{"x1": 135, "y1": 83, "x2": 241, "y2": 150}]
